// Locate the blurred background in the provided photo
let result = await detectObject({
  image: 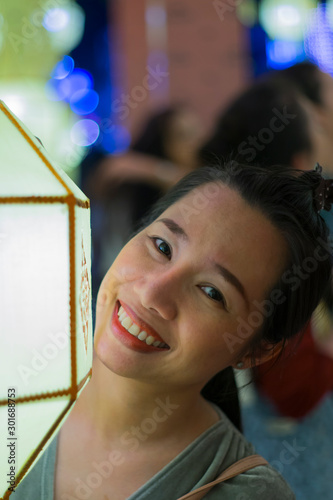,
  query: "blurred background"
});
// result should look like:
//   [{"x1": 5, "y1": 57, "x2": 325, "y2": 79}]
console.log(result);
[
  {"x1": 3, "y1": 0, "x2": 333, "y2": 180},
  {"x1": 1, "y1": 1, "x2": 333, "y2": 499}
]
